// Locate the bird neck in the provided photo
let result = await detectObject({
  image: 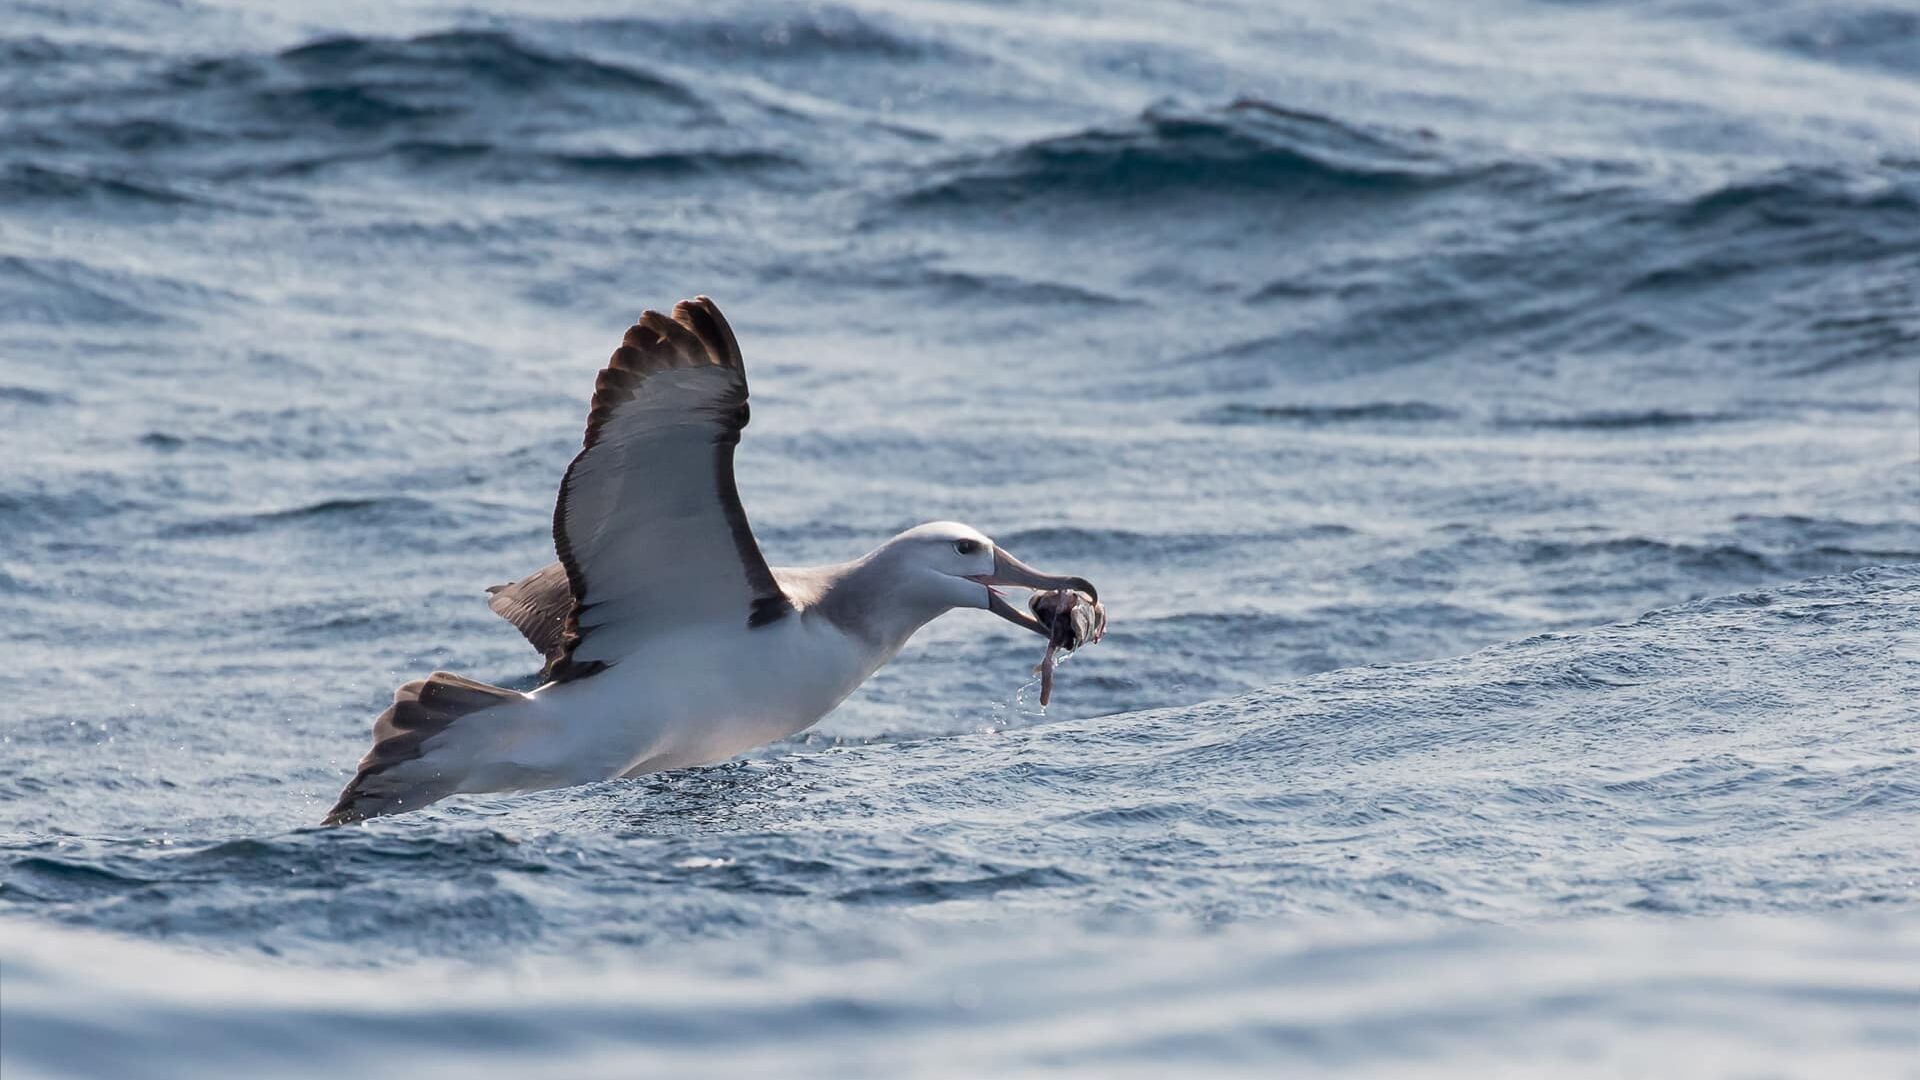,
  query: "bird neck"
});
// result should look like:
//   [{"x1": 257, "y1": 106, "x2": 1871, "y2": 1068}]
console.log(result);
[{"x1": 812, "y1": 553, "x2": 952, "y2": 657}]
